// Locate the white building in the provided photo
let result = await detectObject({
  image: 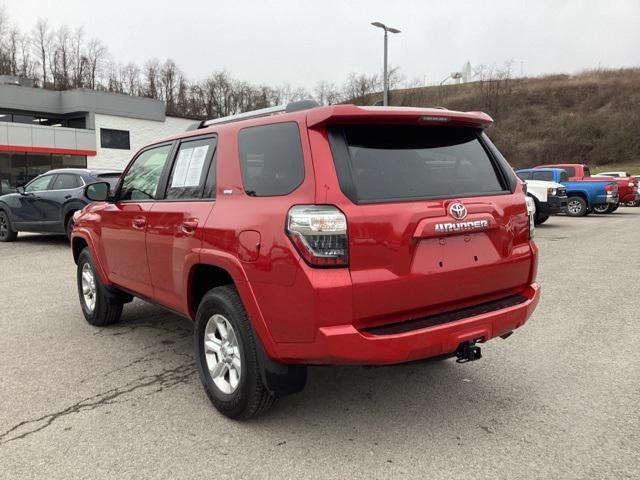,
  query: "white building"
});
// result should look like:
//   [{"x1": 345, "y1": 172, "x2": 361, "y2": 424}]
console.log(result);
[{"x1": 0, "y1": 76, "x2": 196, "y2": 191}]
